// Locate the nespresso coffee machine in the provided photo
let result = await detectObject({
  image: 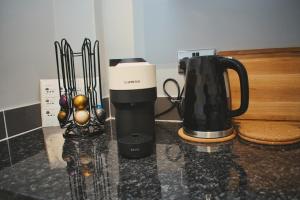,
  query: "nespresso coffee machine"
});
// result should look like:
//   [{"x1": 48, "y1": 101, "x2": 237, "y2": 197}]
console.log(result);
[{"x1": 109, "y1": 58, "x2": 157, "y2": 158}]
